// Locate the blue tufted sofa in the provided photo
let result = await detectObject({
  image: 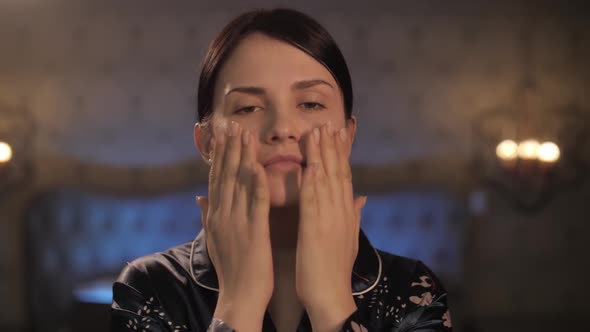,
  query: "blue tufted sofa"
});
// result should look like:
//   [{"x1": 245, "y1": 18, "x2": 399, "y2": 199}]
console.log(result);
[
  {"x1": 23, "y1": 188, "x2": 466, "y2": 332},
  {"x1": 360, "y1": 191, "x2": 467, "y2": 284},
  {"x1": 23, "y1": 188, "x2": 206, "y2": 332}
]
